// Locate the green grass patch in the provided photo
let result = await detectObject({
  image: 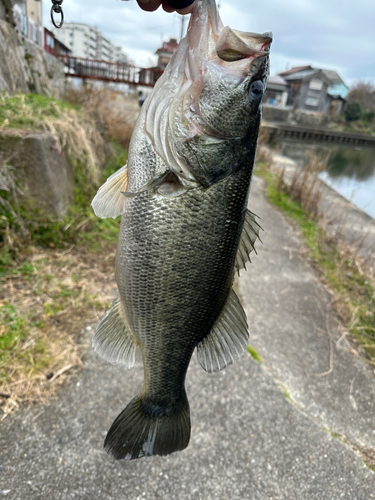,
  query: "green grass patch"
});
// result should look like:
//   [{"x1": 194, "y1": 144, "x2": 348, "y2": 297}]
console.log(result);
[
  {"x1": 255, "y1": 162, "x2": 375, "y2": 362},
  {"x1": 0, "y1": 303, "x2": 47, "y2": 384},
  {"x1": 247, "y1": 344, "x2": 263, "y2": 363},
  {"x1": 0, "y1": 93, "x2": 76, "y2": 129}
]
